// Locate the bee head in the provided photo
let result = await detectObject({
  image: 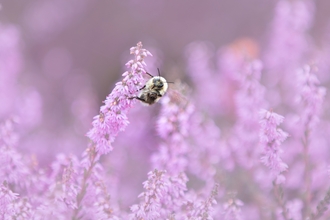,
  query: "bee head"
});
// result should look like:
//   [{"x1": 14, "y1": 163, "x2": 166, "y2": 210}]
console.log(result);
[{"x1": 153, "y1": 77, "x2": 164, "y2": 89}]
